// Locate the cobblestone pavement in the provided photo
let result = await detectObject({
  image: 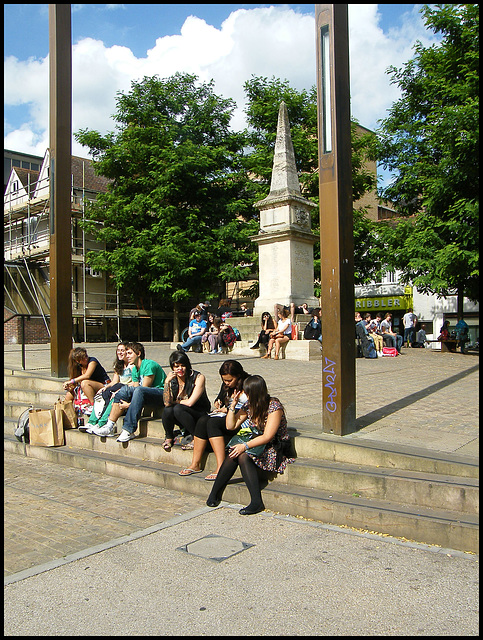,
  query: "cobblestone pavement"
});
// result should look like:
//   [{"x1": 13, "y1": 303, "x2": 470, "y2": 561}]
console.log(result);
[{"x1": 4, "y1": 451, "x2": 202, "y2": 577}]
